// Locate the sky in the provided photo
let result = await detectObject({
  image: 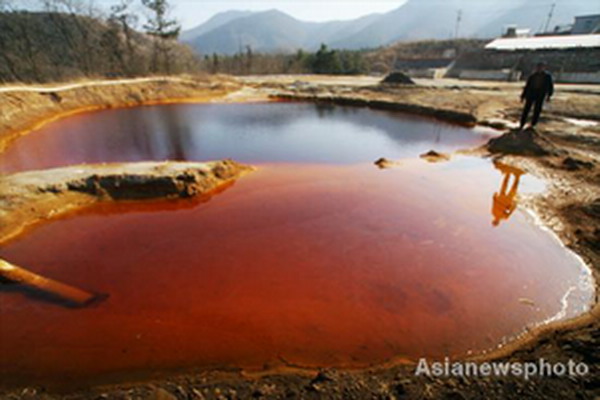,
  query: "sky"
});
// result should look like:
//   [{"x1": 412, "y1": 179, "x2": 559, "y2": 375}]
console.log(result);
[
  {"x1": 87, "y1": 0, "x2": 409, "y2": 30},
  {"x1": 174, "y1": 1, "x2": 407, "y2": 29}
]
